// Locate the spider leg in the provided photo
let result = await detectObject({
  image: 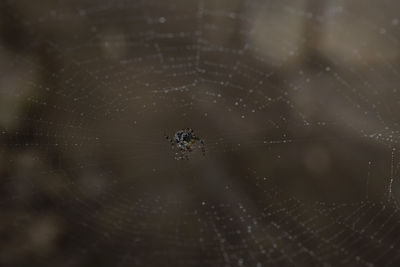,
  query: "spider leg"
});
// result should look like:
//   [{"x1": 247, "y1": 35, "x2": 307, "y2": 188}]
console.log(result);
[
  {"x1": 165, "y1": 135, "x2": 174, "y2": 148},
  {"x1": 181, "y1": 150, "x2": 189, "y2": 160},
  {"x1": 180, "y1": 147, "x2": 186, "y2": 159},
  {"x1": 175, "y1": 150, "x2": 184, "y2": 160},
  {"x1": 170, "y1": 139, "x2": 175, "y2": 147},
  {"x1": 200, "y1": 140, "x2": 205, "y2": 156}
]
